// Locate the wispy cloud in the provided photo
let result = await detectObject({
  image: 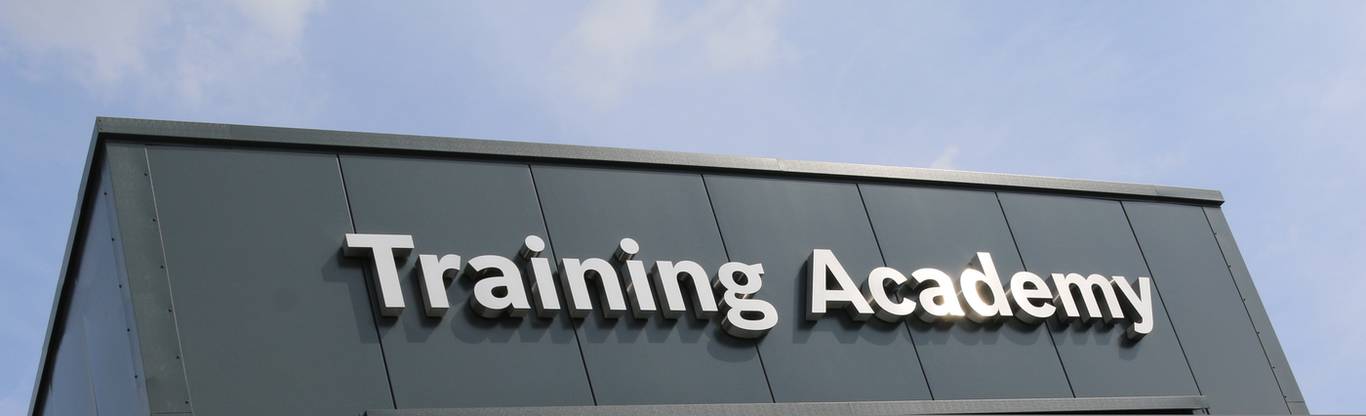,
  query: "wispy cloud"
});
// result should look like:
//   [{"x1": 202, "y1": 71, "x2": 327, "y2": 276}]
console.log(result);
[
  {"x1": 690, "y1": 0, "x2": 786, "y2": 72},
  {"x1": 551, "y1": 0, "x2": 660, "y2": 110},
  {"x1": 550, "y1": 0, "x2": 788, "y2": 110},
  {"x1": 0, "y1": 0, "x2": 326, "y2": 114},
  {"x1": 0, "y1": 0, "x2": 167, "y2": 85},
  {"x1": 929, "y1": 144, "x2": 959, "y2": 169}
]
